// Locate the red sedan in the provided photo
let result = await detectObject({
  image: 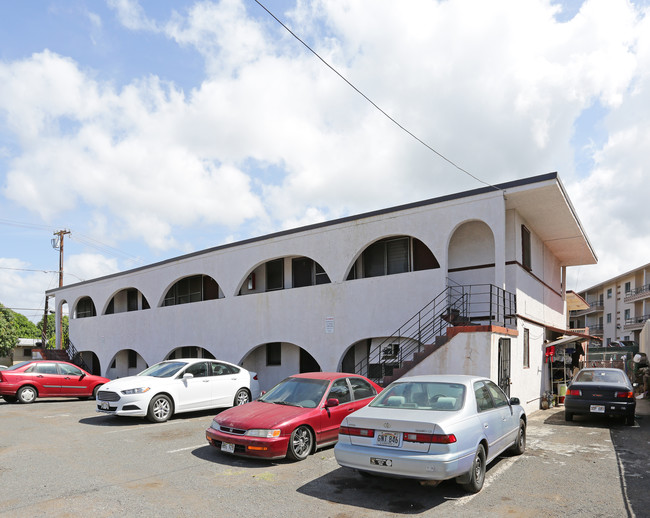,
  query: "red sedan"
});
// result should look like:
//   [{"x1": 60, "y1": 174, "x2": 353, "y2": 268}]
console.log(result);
[
  {"x1": 206, "y1": 372, "x2": 382, "y2": 461},
  {"x1": 0, "y1": 360, "x2": 109, "y2": 404}
]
